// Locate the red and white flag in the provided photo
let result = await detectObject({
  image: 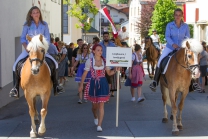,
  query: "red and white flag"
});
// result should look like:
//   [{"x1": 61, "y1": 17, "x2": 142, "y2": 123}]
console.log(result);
[{"x1": 99, "y1": 6, "x2": 118, "y2": 35}]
